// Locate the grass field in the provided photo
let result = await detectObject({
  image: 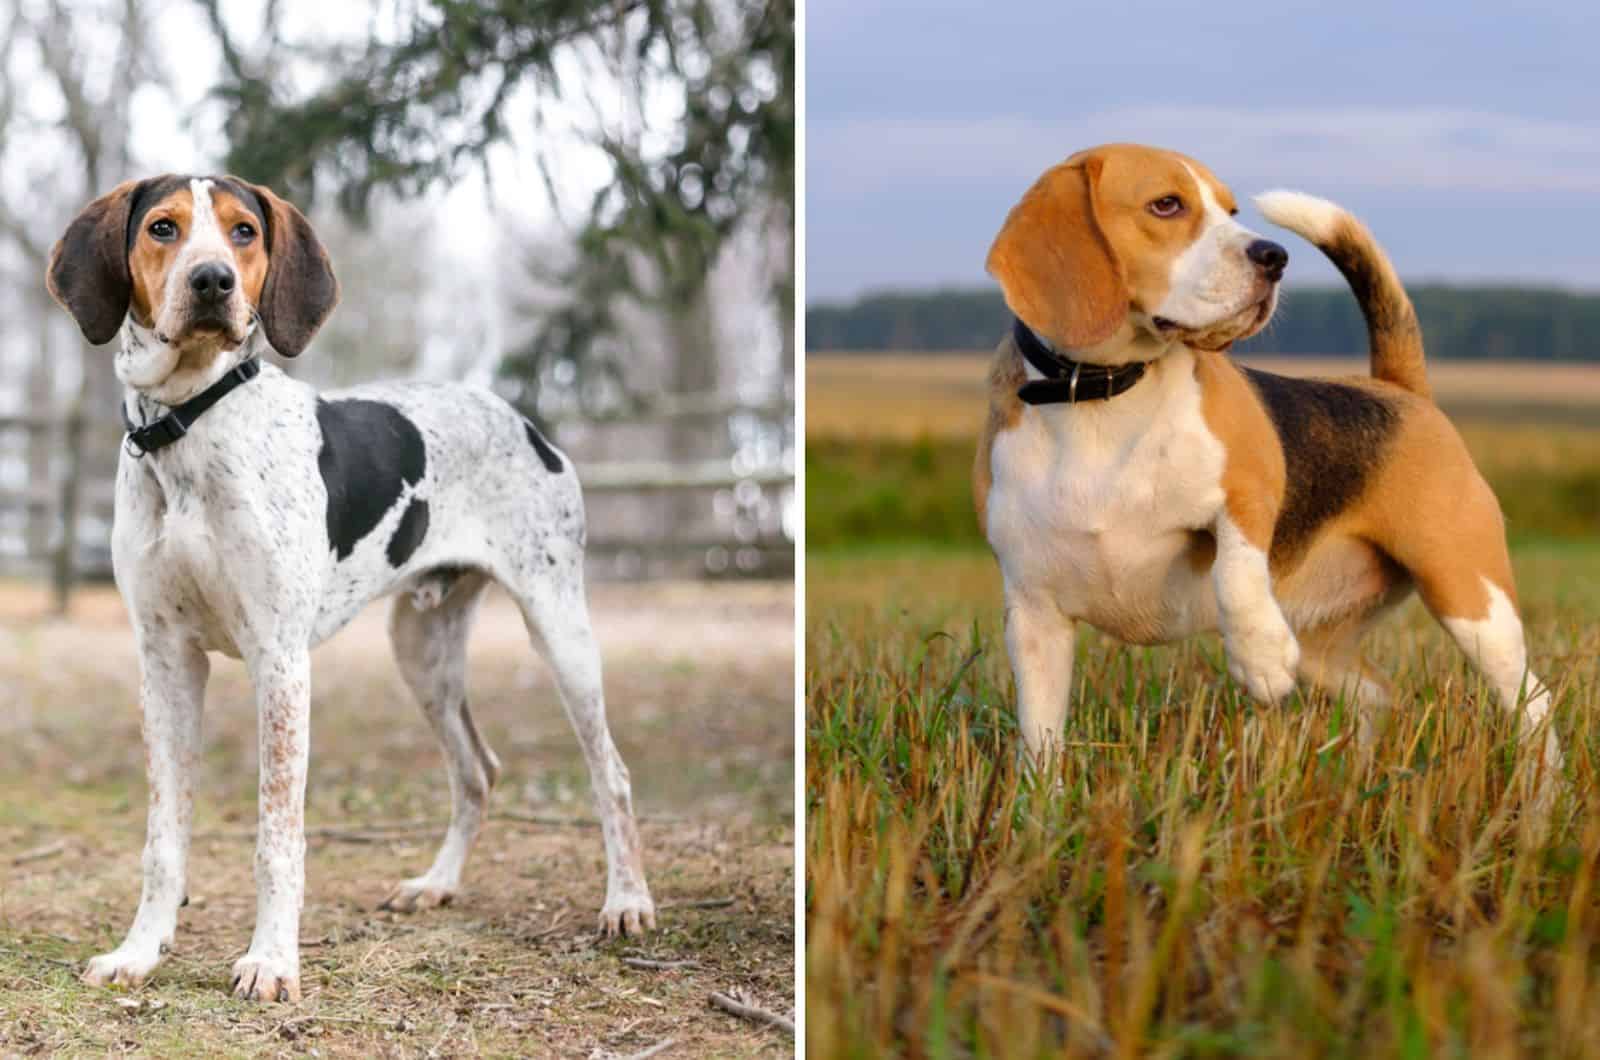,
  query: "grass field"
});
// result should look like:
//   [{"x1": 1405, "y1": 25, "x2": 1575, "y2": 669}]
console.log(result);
[
  {"x1": 0, "y1": 579, "x2": 793, "y2": 1057},
  {"x1": 806, "y1": 353, "x2": 1600, "y2": 1056}
]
